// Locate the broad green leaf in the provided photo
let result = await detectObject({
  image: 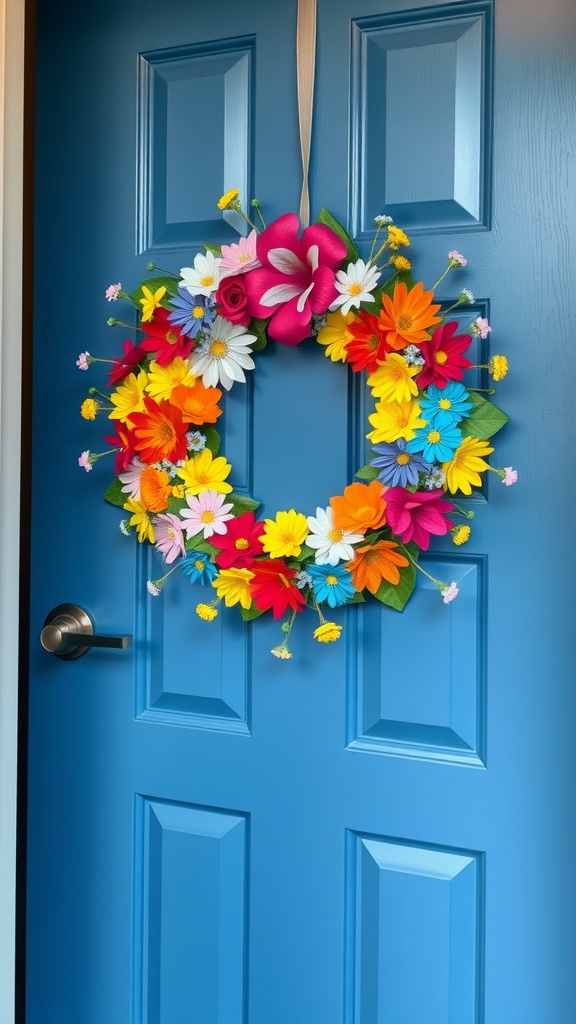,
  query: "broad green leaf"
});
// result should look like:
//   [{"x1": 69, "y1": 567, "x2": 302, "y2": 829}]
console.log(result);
[
  {"x1": 346, "y1": 590, "x2": 365, "y2": 604},
  {"x1": 239, "y1": 604, "x2": 265, "y2": 621},
  {"x1": 185, "y1": 535, "x2": 218, "y2": 558},
  {"x1": 167, "y1": 495, "x2": 185, "y2": 516},
  {"x1": 460, "y1": 391, "x2": 510, "y2": 441},
  {"x1": 297, "y1": 543, "x2": 316, "y2": 562},
  {"x1": 129, "y1": 275, "x2": 180, "y2": 308},
  {"x1": 104, "y1": 477, "x2": 126, "y2": 508},
  {"x1": 316, "y1": 208, "x2": 359, "y2": 263},
  {"x1": 203, "y1": 426, "x2": 221, "y2": 456},
  {"x1": 229, "y1": 492, "x2": 260, "y2": 515},
  {"x1": 204, "y1": 243, "x2": 223, "y2": 257},
  {"x1": 355, "y1": 464, "x2": 379, "y2": 482},
  {"x1": 250, "y1": 318, "x2": 269, "y2": 352}
]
